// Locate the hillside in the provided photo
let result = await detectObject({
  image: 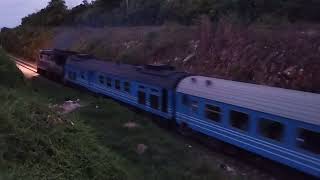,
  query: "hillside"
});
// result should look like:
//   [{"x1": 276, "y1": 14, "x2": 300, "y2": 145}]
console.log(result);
[
  {"x1": 1, "y1": 0, "x2": 320, "y2": 93},
  {"x1": 53, "y1": 22, "x2": 320, "y2": 92}
]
